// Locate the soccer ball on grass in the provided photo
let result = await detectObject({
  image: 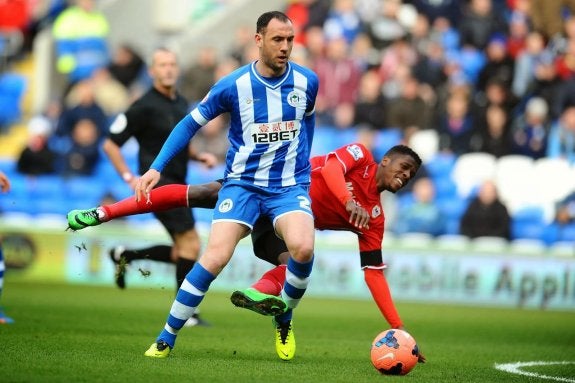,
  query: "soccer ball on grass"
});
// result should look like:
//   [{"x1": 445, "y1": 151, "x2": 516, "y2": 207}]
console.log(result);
[{"x1": 370, "y1": 328, "x2": 419, "y2": 375}]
